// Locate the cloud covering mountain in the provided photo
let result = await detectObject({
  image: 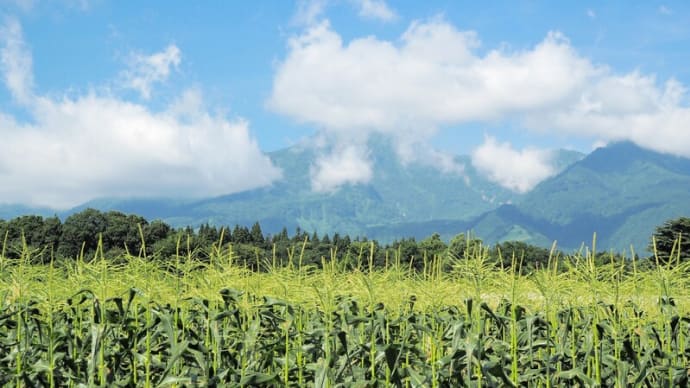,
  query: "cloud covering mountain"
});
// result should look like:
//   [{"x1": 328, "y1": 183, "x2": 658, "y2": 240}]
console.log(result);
[{"x1": 269, "y1": 16, "x2": 690, "y2": 192}]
